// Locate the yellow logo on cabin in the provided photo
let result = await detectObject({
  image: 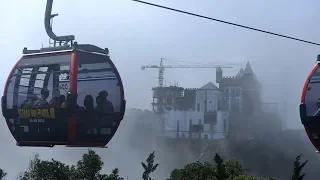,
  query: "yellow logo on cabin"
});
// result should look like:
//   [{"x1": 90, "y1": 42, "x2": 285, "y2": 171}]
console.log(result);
[{"x1": 18, "y1": 108, "x2": 55, "y2": 119}]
